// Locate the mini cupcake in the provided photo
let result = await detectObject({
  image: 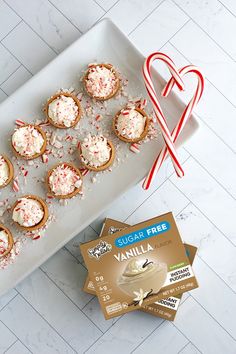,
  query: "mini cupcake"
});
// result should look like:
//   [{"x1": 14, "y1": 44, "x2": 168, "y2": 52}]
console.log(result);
[
  {"x1": 47, "y1": 162, "x2": 83, "y2": 199},
  {"x1": 113, "y1": 107, "x2": 149, "y2": 143},
  {"x1": 11, "y1": 125, "x2": 46, "y2": 160},
  {"x1": 12, "y1": 195, "x2": 48, "y2": 231},
  {"x1": 45, "y1": 92, "x2": 82, "y2": 129},
  {"x1": 0, "y1": 155, "x2": 14, "y2": 189},
  {"x1": 0, "y1": 224, "x2": 14, "y2": 258},
  {"x1": 83, "y1": 63, "x2": 120, "y2": 101},
  {"x1": 79, "y1": 134, "x2": 115, "y2": 171}
]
